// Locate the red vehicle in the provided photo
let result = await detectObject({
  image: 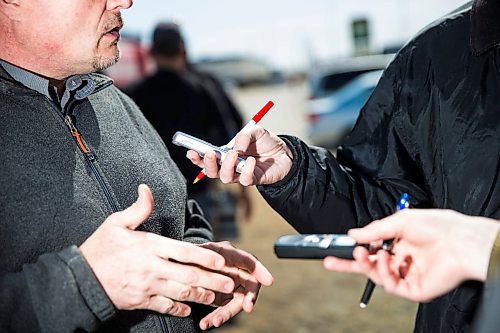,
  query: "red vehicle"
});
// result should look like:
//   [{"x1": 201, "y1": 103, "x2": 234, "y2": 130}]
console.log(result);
[{"x1": 104, "y1": 34, "x2": 154, "y2": 89}]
